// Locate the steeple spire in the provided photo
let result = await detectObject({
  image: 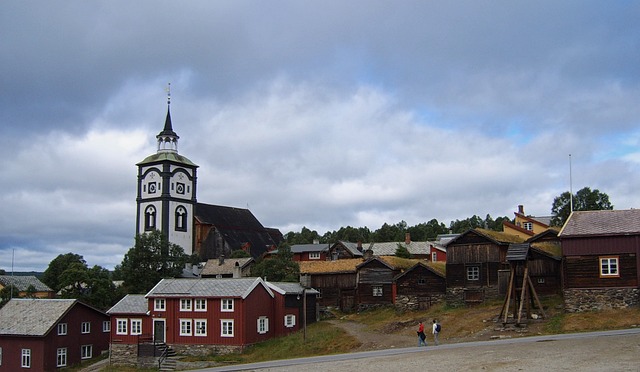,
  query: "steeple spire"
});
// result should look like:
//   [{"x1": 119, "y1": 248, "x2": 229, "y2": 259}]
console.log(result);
[{"x1": 157, "y1": 83, "x2": 179, "y2": 153}]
